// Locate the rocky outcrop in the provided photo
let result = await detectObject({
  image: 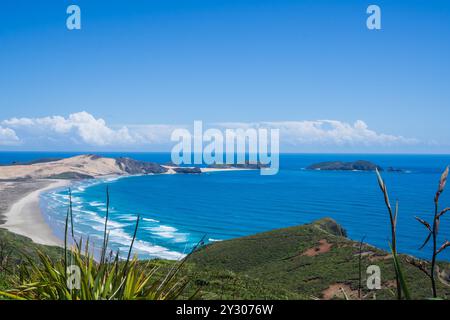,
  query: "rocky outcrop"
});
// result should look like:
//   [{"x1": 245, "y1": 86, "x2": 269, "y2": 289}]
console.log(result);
[
  {"x1": 387, "y1": 167, "x2": 404, "y2": 173},
  {"x1": 115, "y1": 157, "x2": 168, "y2": 175},
  {"x1": 312, "y1": 217, "x2": 348, "y2": 237},
  {"x1": 307, "y1": 160, "x2": 382, "y2": 171},
  {"x1": 172, "y1": 167, "x2": 202, "y2": 174}
]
